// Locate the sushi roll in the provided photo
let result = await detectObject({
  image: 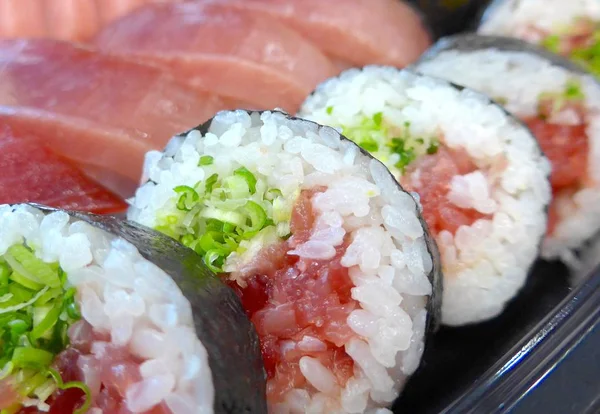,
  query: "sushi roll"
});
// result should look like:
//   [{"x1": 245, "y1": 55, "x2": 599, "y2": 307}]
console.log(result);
[
  {"x1": 128, "y1": 110, "x2": 442, "y2": 413},
  {"x1": 415, "y1": 34, "x2": 600, "y2": 264},
  {"x1": 478, "y1": 0, "x2": 600, "y2": 77},
  {"x1": 0, "y1": 204, "x2": 266, "y2": 413},
  {"x1": 298, "y1": 67, "x2": 551, "y2": 326}
]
